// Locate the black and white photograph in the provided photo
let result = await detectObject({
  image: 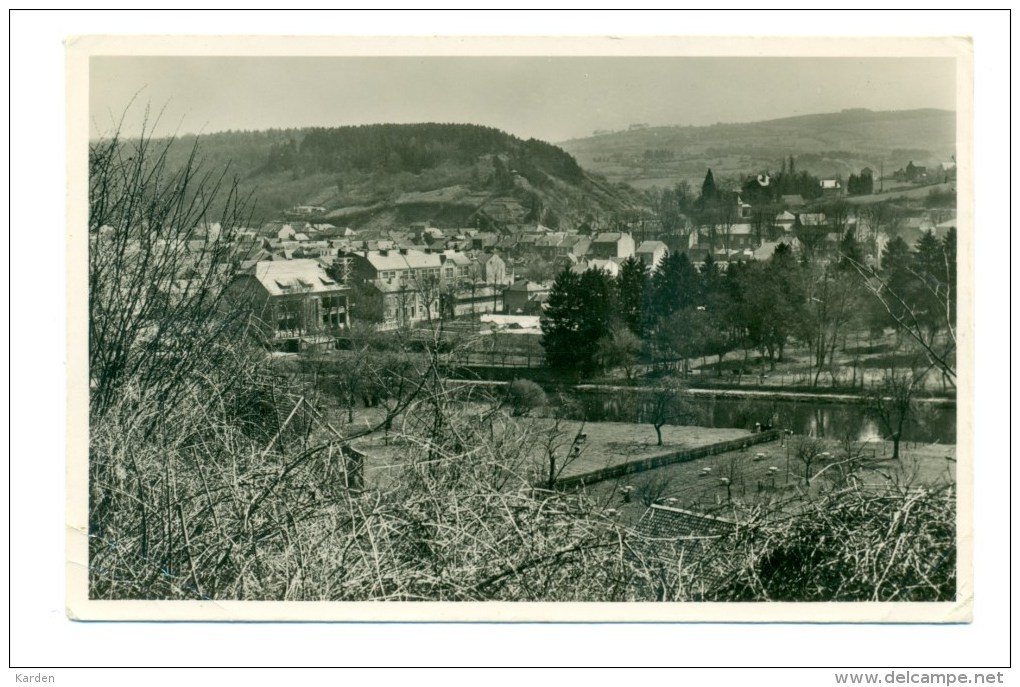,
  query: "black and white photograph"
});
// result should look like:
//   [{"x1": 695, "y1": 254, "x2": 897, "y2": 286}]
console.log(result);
[{"x1": 65, "y1": 34, "x2": 973, "y2": 624}]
